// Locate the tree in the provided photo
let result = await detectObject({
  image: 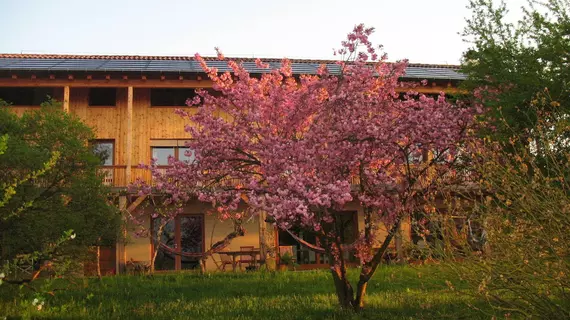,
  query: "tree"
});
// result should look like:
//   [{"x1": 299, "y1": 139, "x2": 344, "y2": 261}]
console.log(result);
[
  {"x1": 0, "y1": 99, "x2": 121, "y2": 277},
  {"x1": 0, "y1": 134, "x2": 7, "y2": 155},
  {"x1": 141, "y1": 24, "x2": 473, "y2": 311},
  {"x1": 443, "y1": 100, "x2": 570, "y2": 318},
  {"x1": 461, "y1": 0, "x2": 570, "y2": 147}
]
